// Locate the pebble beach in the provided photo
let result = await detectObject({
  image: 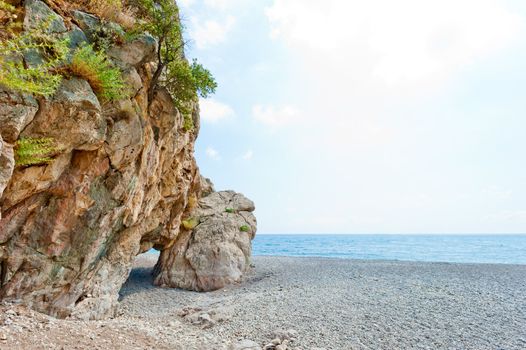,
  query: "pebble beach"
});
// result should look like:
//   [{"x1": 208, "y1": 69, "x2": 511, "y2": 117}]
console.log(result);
[{"x1": 1, "y1": 255, "x2": 525, "y2": 349}]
